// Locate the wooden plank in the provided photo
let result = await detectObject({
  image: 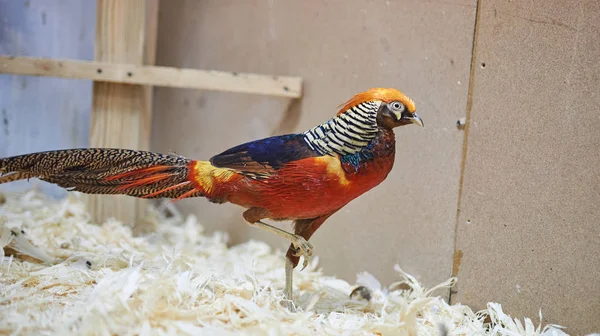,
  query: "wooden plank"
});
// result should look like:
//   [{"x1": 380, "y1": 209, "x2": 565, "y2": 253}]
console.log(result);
[
  {"x1": 85, "y1": 0, "x2": 149, "y2": 226},
  {"x1": 135, "y1": 0, "x2": 160, "y2": 231},
  {"x1": 0, "y1": 56, "x2": 303, "y2": 98},
  {"x1": 138, "y1": 0, "x2": 159, "y2": 153}
]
